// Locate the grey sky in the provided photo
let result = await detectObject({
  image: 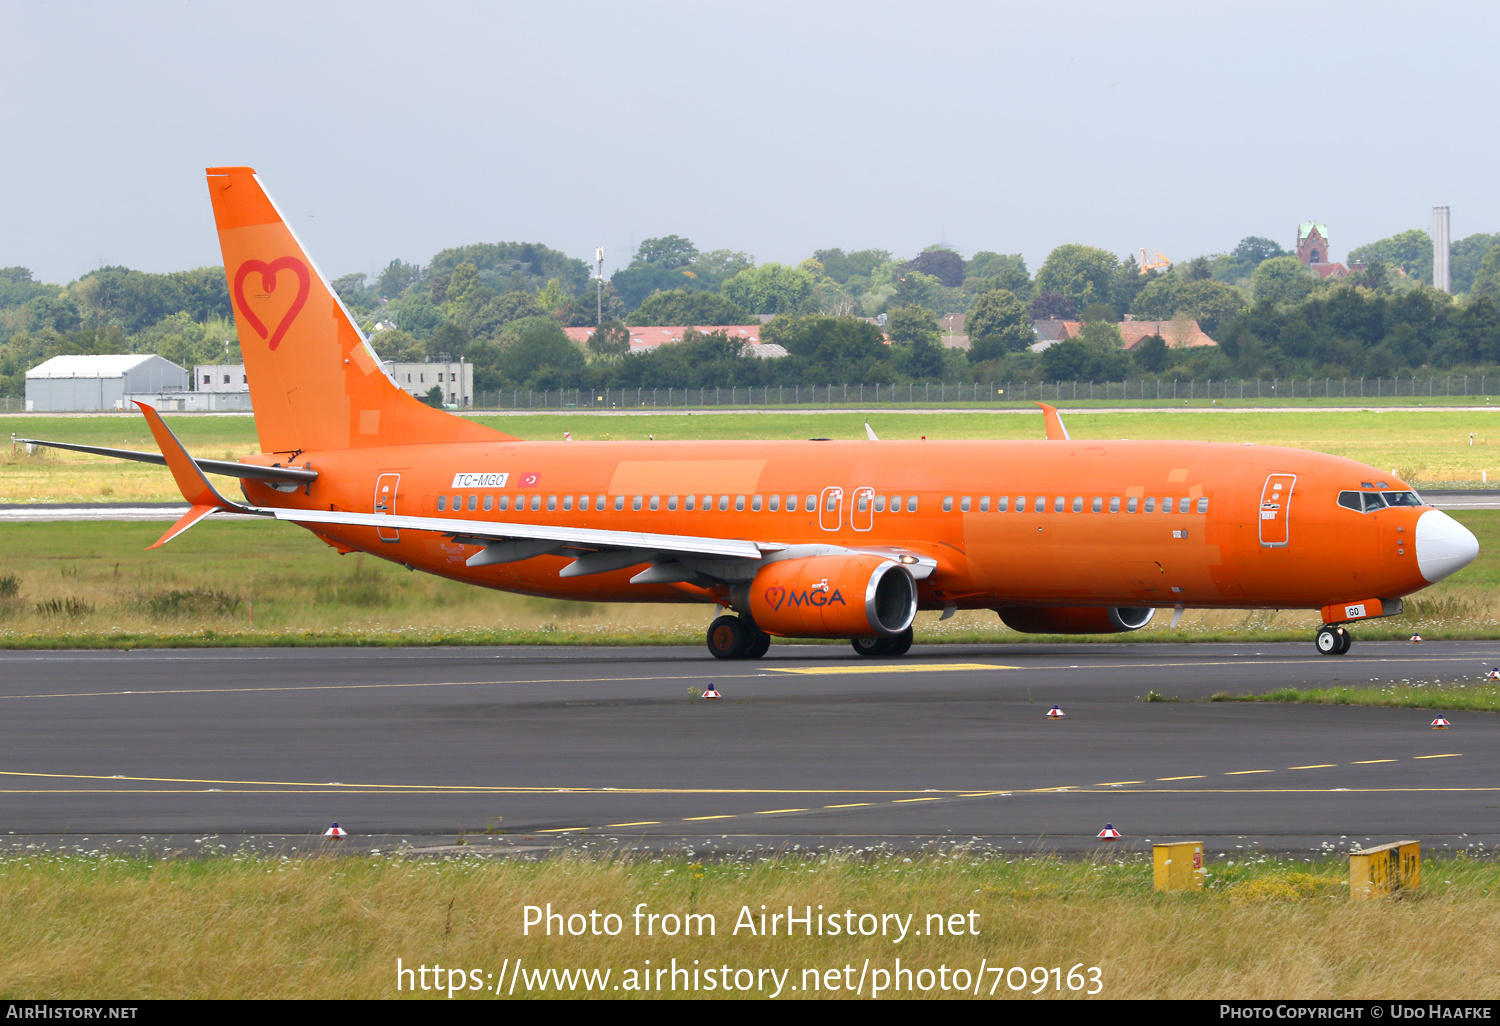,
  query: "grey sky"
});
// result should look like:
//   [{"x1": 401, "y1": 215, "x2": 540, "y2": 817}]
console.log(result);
[{"x1": 4, "y1": 1, "x2": 1497, "y2": 286}]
